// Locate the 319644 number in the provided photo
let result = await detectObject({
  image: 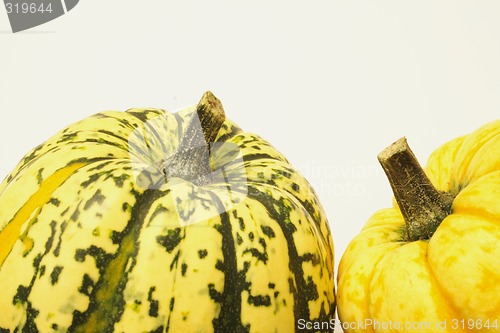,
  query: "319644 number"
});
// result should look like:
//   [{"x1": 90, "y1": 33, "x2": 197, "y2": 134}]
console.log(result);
[
  {"x1": 451, "y1": 318, "x2": 499, "y2": 330},
  {"x1": 5, "y1": 2, "x2": 53, "y2": 14}
]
